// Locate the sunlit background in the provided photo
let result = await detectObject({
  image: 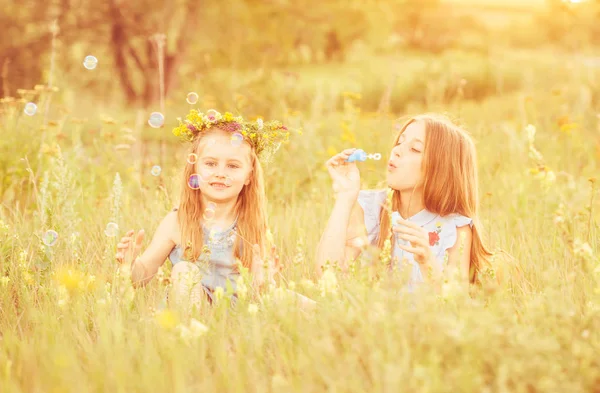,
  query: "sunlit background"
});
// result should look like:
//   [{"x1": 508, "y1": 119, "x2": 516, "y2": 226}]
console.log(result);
[{"x1": 1, "y1": 0, "x2": 599, "y2": 392}]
